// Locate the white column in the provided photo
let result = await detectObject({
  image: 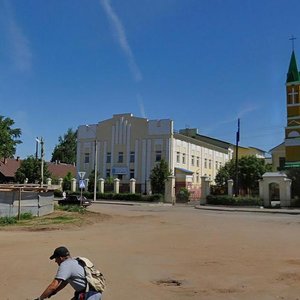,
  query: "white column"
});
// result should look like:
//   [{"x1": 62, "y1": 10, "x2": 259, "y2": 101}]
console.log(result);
[
  {"x1": 99, "y1": 178, "x2": 105, "y2": 194},
  {"x1": 227, "y1": 179, "x2": 234, "y2": 196},
  {"x1": 130, "y1": 178, "x2": 136, "y2": 194},
  {"x1": 114, "y1": 178, "x2": 120, "y2": 194}
]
